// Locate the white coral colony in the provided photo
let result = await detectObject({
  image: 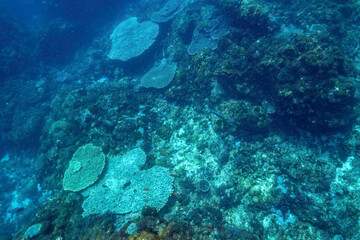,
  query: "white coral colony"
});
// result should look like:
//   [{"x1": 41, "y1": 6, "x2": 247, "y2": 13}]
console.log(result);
[
  {"x1": 81, "y1": 148, "x2": 173, "y2": 219},
  {"x1": 140, "y1": 60, "x2": 177, "y2": 89},
  {"x1": 108, "y1": 17, "x2": 159, "y2": 61}
]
